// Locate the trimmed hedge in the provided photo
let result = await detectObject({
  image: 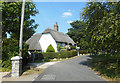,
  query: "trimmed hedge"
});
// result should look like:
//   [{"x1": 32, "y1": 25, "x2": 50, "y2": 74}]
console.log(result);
[
  {"x1": 41, "y1": 51, "x2": 77, "y2": 60},
  {"x1": 79, "y1": 50, "x2": 88, "y2": 54},
  {"x1": 46, "y1": 44, "x2": 55, "y2": 52}
]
